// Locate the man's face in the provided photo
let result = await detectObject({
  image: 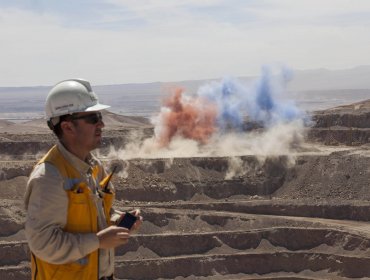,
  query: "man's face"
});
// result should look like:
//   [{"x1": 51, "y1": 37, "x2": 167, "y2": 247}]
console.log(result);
[{"x1": 70, "y1": 111, "x2": 105, "y2": 152}]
